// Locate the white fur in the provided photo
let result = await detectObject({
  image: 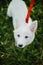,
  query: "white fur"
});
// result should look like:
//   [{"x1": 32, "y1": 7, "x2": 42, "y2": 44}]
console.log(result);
[
  {"x1": 7, "y1": 0, "x2": 27, "y2": 29},
  {"x1": 7, "y1": 0, "x2": 38, "y2": 48}
]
